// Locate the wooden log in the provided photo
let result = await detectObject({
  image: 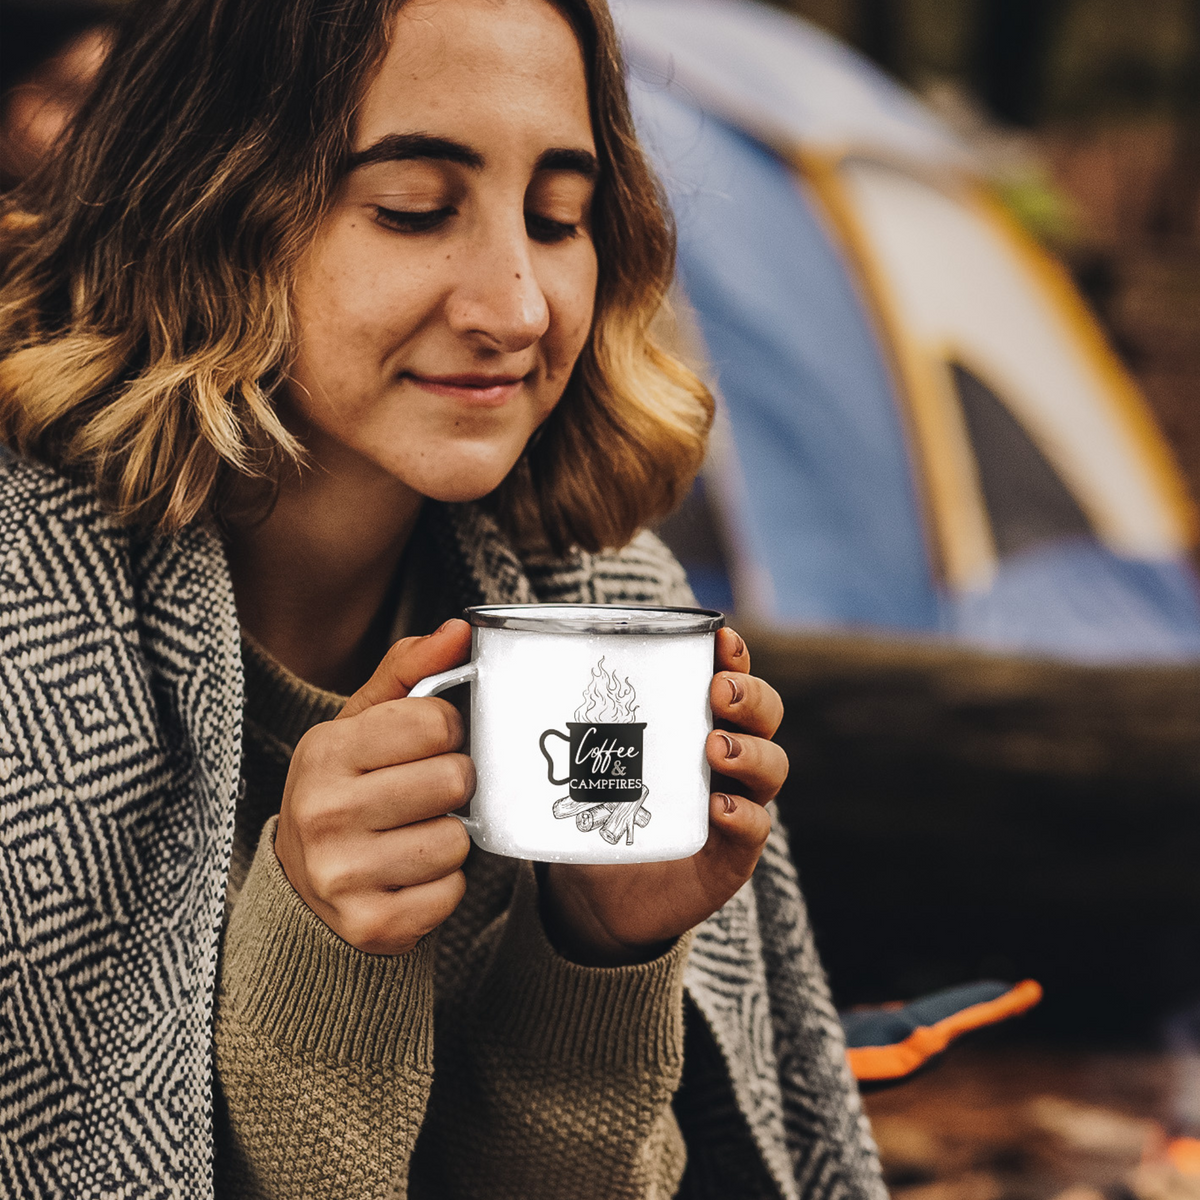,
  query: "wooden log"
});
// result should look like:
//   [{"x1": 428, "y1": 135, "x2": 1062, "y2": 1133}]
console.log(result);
[
  {"x1": 556, "y1": 794, "x2": 650, "y2": 826},
  {"x1": 600, "y1": 787, "x2": 649, "y2": 845},
  {"x1": 576, "y1": 805, "x2": 611, "y2": 832},
  {"x1": 553, "y1": 796, "x2": 606, "y2": 820},
  {"x1": 578, "y1": 804, "x2": 650, "y2": 833}
]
